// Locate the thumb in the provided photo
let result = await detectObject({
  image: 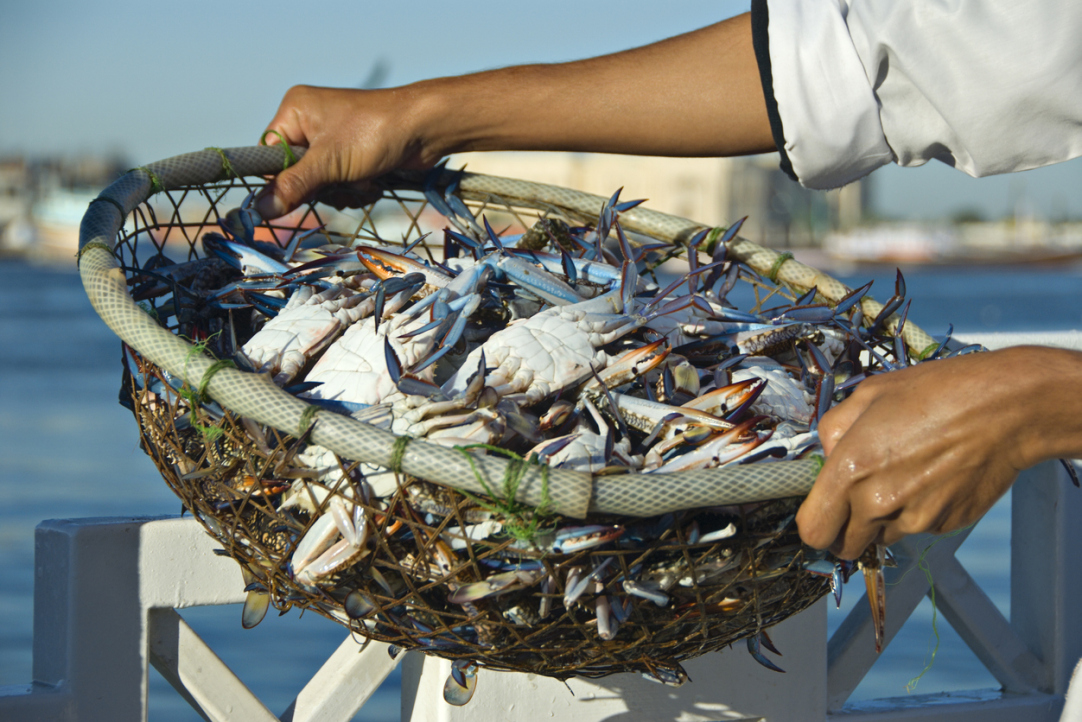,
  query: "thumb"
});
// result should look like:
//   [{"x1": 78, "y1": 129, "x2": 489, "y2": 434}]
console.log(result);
[
  {"x1": 818, "y1": 394, "x2": 865, "y2": 455},
  {"x1": 253, "y1": 151, "x2": 326, "y2": 219}
]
